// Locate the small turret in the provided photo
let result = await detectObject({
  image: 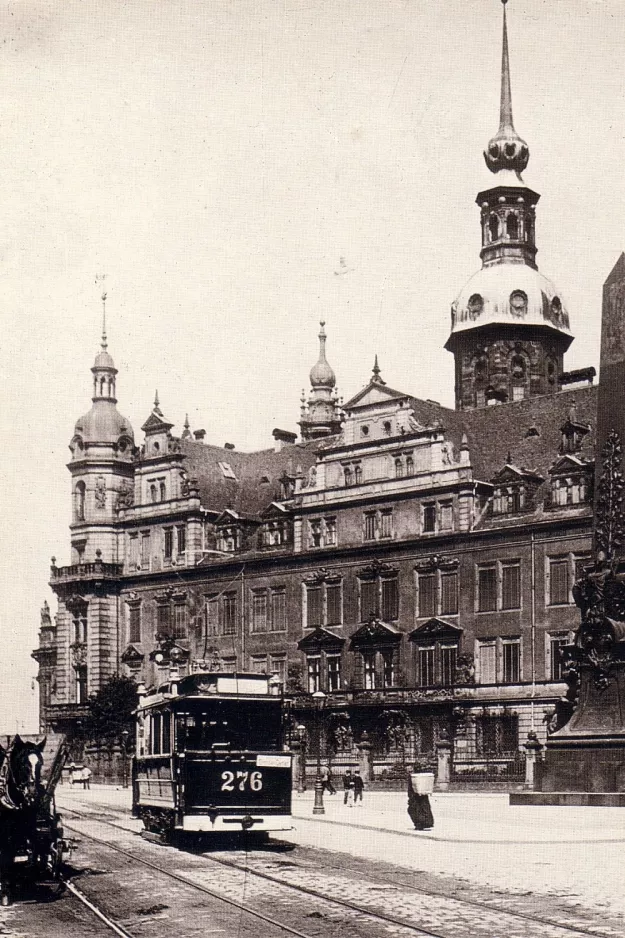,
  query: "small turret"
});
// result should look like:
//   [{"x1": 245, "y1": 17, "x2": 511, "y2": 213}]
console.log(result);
[{"x1": 299, "y1": 322, "x2": 343, "y2": 441}]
